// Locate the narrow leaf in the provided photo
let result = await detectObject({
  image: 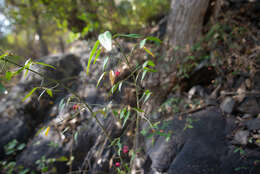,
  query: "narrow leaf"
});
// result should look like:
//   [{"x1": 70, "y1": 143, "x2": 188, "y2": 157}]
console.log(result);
[
  {"x1": 118, "y1": 81, "x2": 123, "y2": 92},
  {"x1": 141, "y1": 70, "x2": 148, "y2": 82},
  {"x1": 132, "y1": 107, "x2": 144, "y2": 113},
  {"x1": 143, "y1": 67, "x2": 157, "y2": 72},
  {"x1": 103, "y1": 56, "x2": 109, "y2": 71},
  {"x1": 114, "y1": 33, "x2": 142, "y2": 39},
  {"x1": 34, "y1": 62, "x2": 56, "y2": 69},
  {"x1": 96, "y1": 72, "x2": 106, "y2": 88},
  {"x1": 111, "y1": 83, "x2": 119, "y2": 94},
  {"x1": 122, "y1": 110, "x2": 130, "y2": 127},
  {"x1": 120, "y1": 108, "x2": 126, "y2": 119},
  {"x1": 86, "y1": 40, "x2": 100, "y2": 75},
  {"x1": 143, "y1": 46, "x2": 155, "y2": 57},
  {"x1": 22, "y1": 87, "x2": 38, "y2": 102},
  {"x1": 146, "y1": 36, "x2": 162, "y2": 44},
  {"x1": 45, "y1": 126, "x2": 50, "y2": 136},
  {"x1": 109, "y1": 70, "x2": 115, "y2": 86},
  {"x1": 93, "y1": 48, "x2": 101, "y2": 64}
]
